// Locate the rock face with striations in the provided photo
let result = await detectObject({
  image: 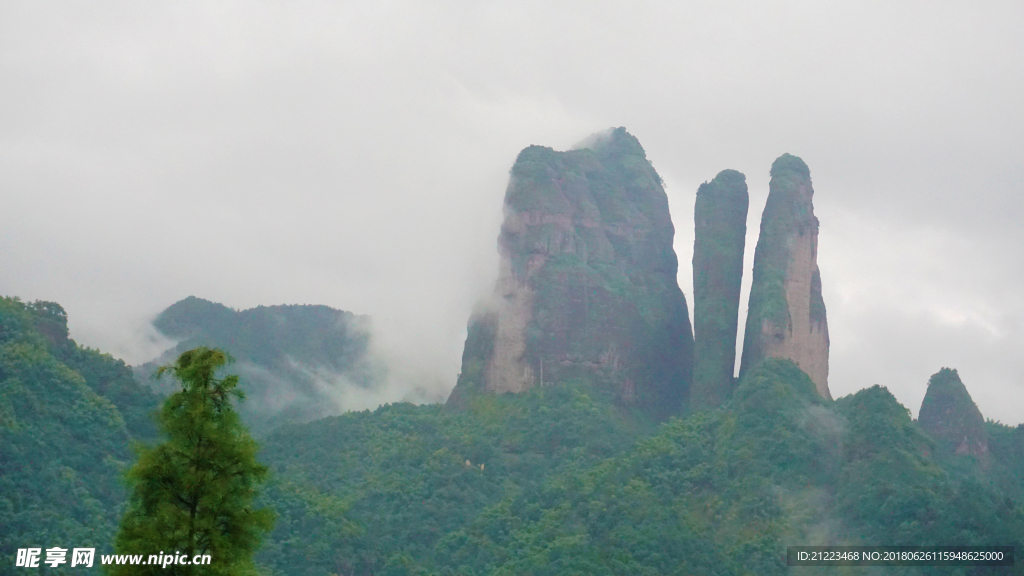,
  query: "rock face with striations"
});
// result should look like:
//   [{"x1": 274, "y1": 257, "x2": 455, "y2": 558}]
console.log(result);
[
  {"x1": 446, "y1": 128, "x2": 694, "y2": 420},
  {"x1": 691, "y1": 170, "x2": 748, "y2": 409},
  {"x1": 918, "y1": 368, "x2": 988, "y2": 457},
  {"x1": 739, "y1": 154, "x2": 831, "y2": 398}
]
